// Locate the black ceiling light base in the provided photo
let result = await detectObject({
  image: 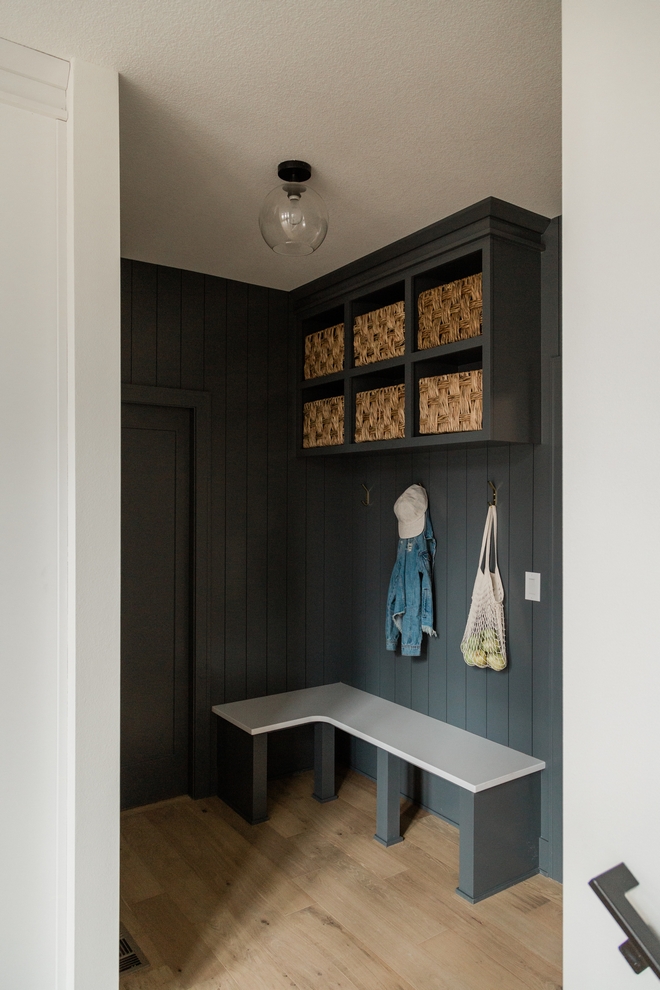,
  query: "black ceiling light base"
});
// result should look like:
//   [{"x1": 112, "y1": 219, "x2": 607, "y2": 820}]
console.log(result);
[{"x1": 278, "y1": 160, "x2": 312, "y2": 183}]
